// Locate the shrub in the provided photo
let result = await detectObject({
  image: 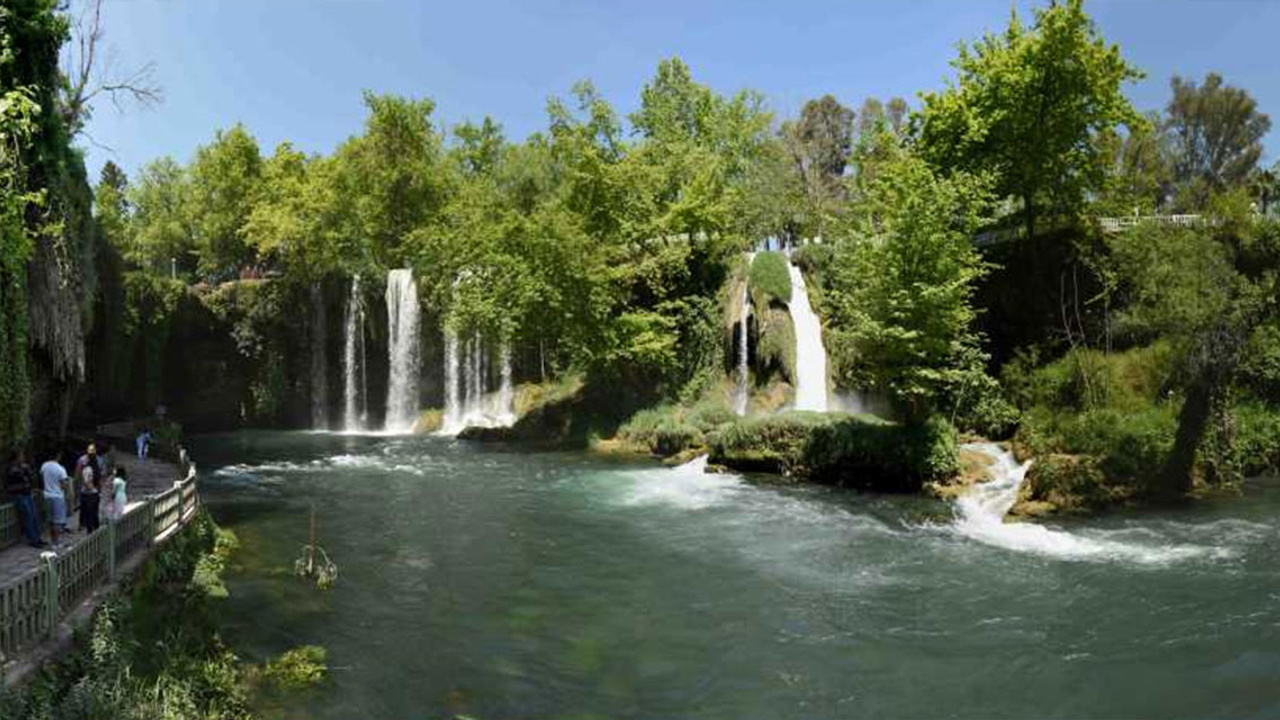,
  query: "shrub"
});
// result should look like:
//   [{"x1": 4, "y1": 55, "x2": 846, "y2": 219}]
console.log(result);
[
  {"x1": 1003, "y1": 342, "x2": 1175, "y2": 414},
  {"x1": 947, "y1": 370, "x2": 1019, "y2": 439},
  {"x1": 749, "y1": 251, "x2": 791, "y2": 305},
  {"x1": 709, "y1": 411, "x2": 959, "y2": 491},
  {"x1": 710, "y1": 411, "x2": 830, "y2": 473},
  {"x1": 256, "y1": 646, "x2": 328, "y2": 692},
  {"x1": 1235, "y1": 401, "x2": 1280, "y2": 477},
  {"x1": 616, "y1": 397, "x2": 735, "y2": 457},
  {"x1": 1023, "y1": 454, "x2": 1120, "y2": 511},
  {"x1": 1016, "y1": 404, "x2": 1178, "y2": 491}
]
